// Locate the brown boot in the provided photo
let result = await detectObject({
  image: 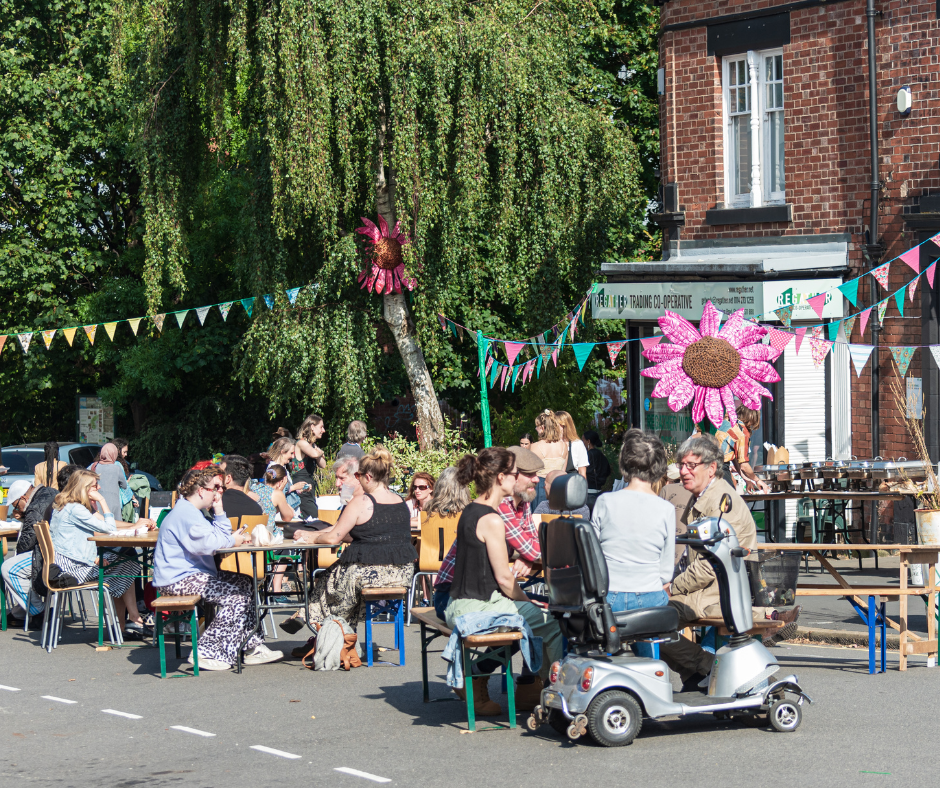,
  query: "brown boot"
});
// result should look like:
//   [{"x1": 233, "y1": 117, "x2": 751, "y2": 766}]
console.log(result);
[
  {"x1": 514, "y1": 677, "x2": 544, "y2": 711},
  {"x1": 453, "y1": 676, "x2": 501, "y2": 716}
]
